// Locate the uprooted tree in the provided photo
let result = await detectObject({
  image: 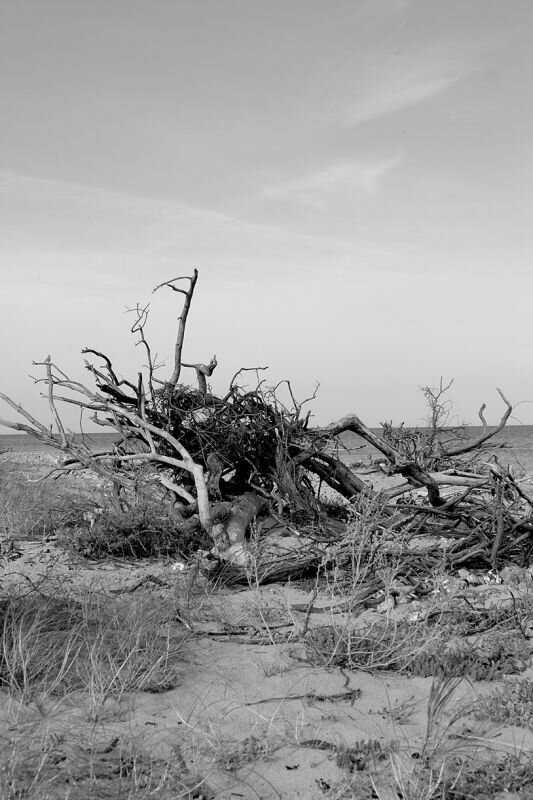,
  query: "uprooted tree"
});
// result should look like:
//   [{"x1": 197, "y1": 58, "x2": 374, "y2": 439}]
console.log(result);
[{"x1": 1, "y1": 271, "x2": 532, "y2": 574}]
